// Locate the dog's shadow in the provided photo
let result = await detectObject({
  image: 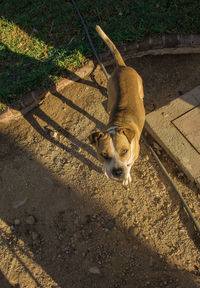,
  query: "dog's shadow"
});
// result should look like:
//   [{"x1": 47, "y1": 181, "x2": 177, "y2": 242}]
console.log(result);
[{"x1": 52, "y1": 88, "x2": 106, "y2": 131}]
